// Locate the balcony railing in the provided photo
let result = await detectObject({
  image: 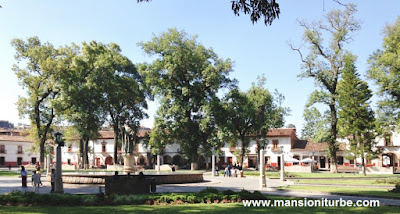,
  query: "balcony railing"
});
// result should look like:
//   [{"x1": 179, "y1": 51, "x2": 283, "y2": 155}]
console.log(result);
[
  {"x1": 0, "y1": 150, "x2": 6, "y2": 154},
  {"x1": 17, "y1": 151, "x2": 23, "y2": 154}
]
